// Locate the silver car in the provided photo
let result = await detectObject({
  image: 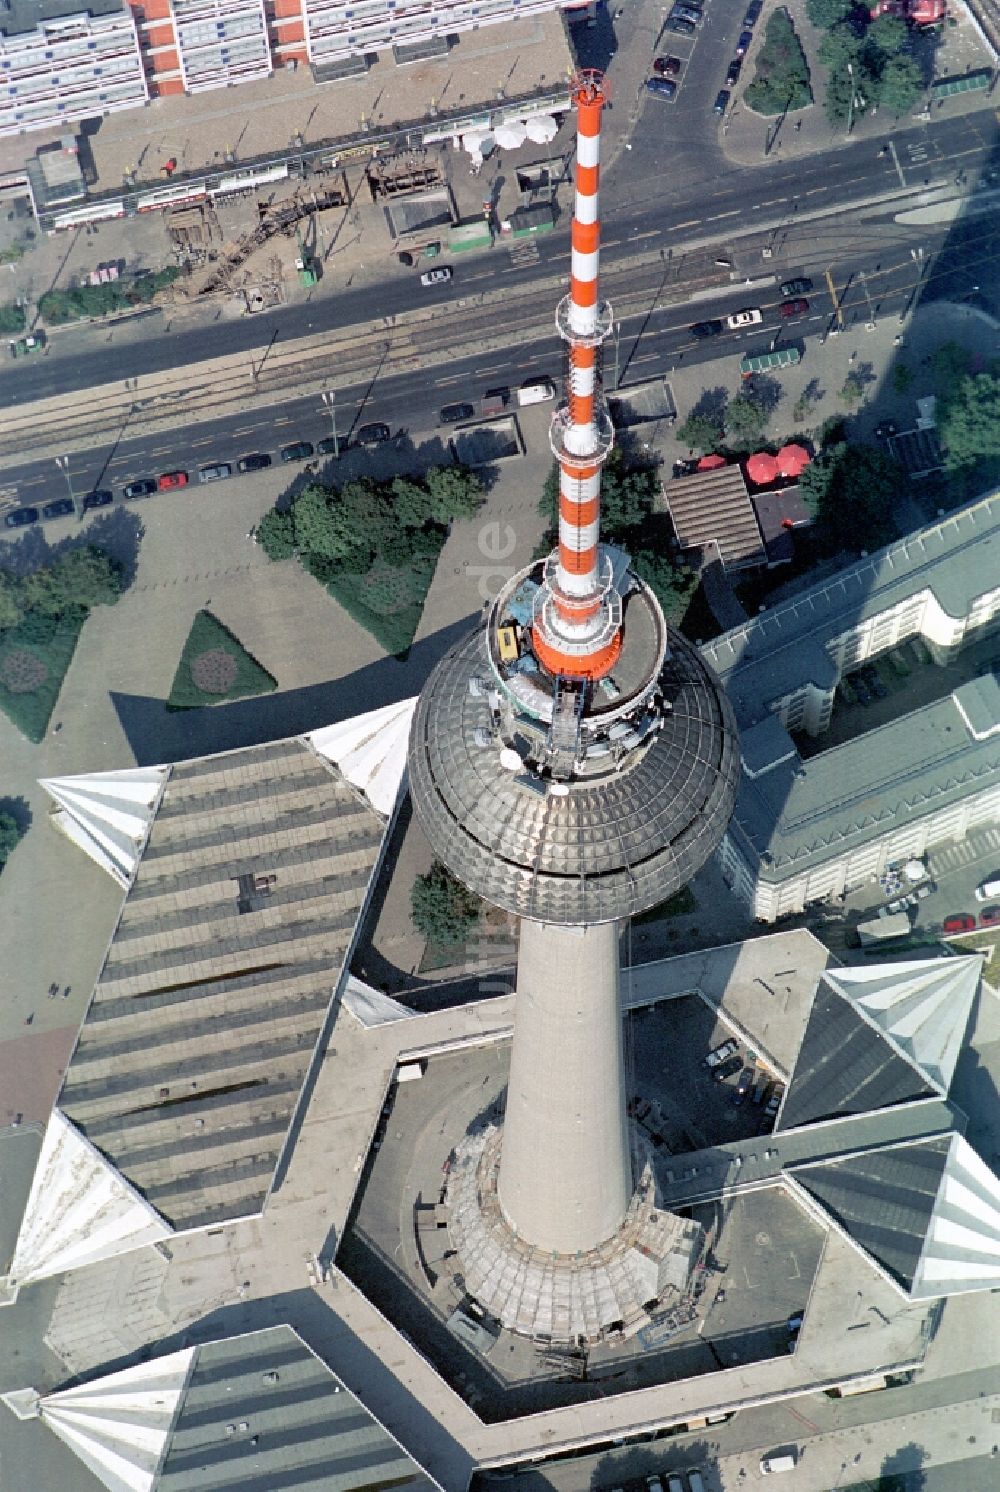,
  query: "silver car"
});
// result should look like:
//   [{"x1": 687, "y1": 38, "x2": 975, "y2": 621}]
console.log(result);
[{"x1": 199, "y1": 463, "x2": 232, "y2": 483}]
